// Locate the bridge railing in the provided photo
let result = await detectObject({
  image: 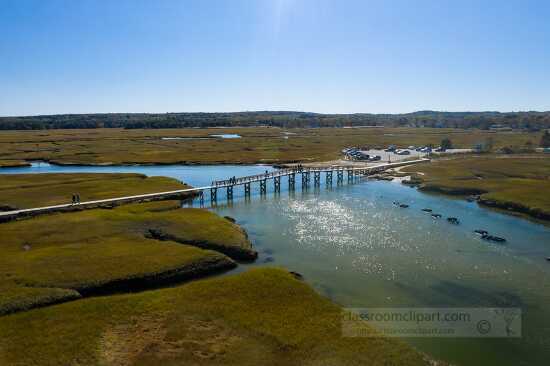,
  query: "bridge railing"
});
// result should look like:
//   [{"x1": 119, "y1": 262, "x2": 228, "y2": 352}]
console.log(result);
[
  {"x1": 211, "y1": 165, "x2": 367, "y2": 187},
  {"x1": 212, "y1": 159, "x2": 429, "y2": 186},
  {"x1": 212, "y1": 168, "x2": 297, "y2": 187}
]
